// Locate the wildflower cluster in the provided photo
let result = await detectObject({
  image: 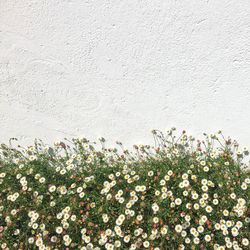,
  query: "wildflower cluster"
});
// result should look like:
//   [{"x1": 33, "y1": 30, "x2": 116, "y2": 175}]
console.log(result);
[{"x1": 0, "y1": 129, "x2": 249, "y2": 250}]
